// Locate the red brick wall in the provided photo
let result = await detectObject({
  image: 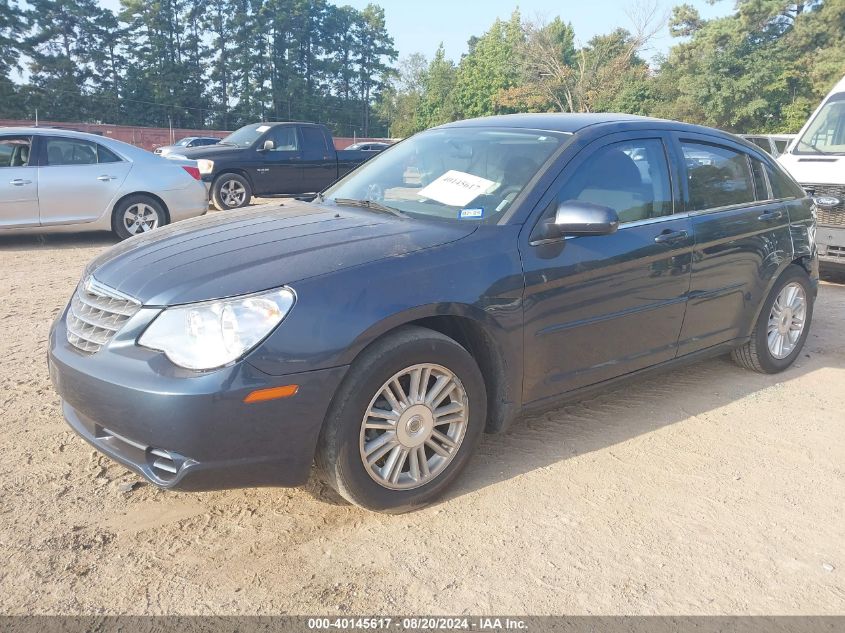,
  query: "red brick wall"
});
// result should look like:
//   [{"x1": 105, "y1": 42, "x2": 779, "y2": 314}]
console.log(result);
[{"x1": 0, "y1": 119, "x2": 392, "y2": 152}]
